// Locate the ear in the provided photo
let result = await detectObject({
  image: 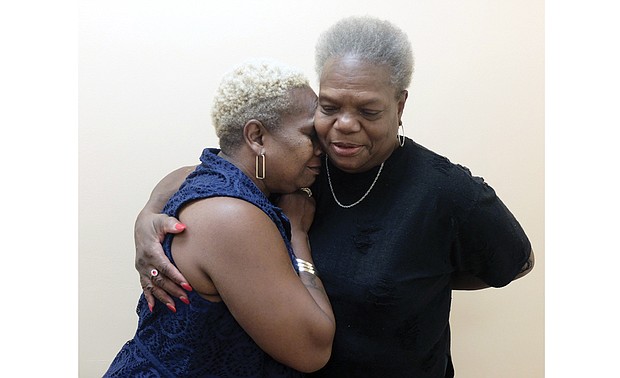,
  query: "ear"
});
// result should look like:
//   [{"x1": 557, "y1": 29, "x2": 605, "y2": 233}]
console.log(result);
[
  {"x1": 397, "y1": 90, "x2": 408, "y2": 121},
  {"x1": 243, "y1": 119, "x2": 267, "y2": 155}
]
